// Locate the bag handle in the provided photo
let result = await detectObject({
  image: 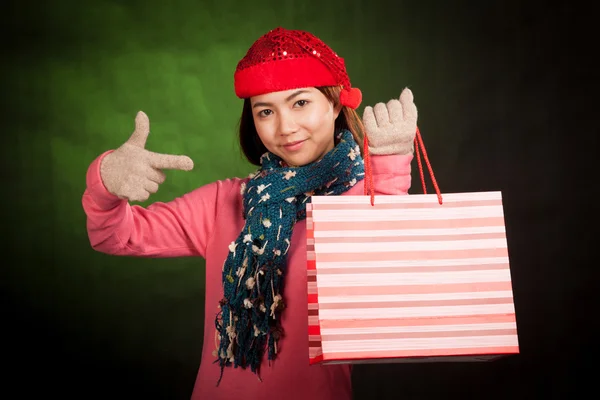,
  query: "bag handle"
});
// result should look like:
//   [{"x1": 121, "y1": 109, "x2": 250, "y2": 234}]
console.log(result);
[{"x1": 363, "y1": 127, "x2": 443, "y2": 205}]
